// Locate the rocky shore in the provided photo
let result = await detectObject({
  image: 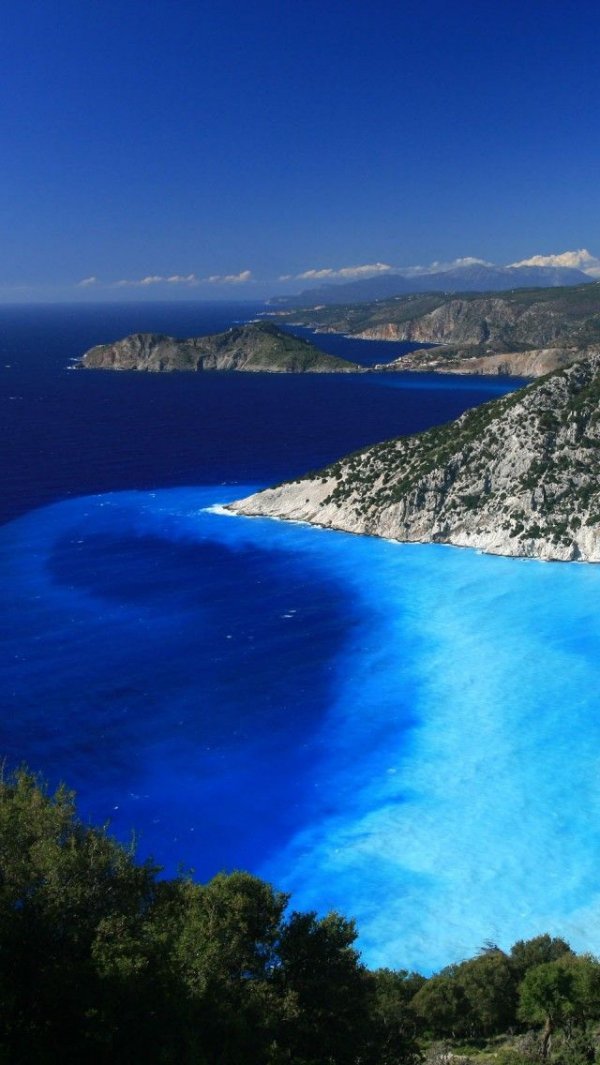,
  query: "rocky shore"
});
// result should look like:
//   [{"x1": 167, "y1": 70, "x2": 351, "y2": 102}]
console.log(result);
[{"x1": 229, "y1": 354, "x2": 600, "y2": 562}]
